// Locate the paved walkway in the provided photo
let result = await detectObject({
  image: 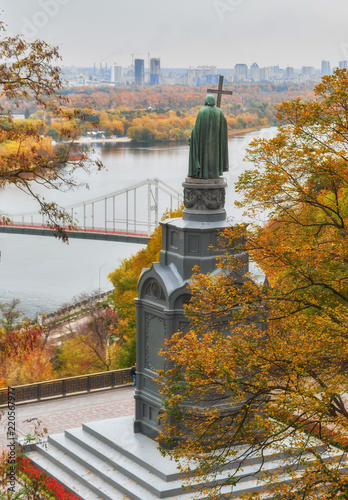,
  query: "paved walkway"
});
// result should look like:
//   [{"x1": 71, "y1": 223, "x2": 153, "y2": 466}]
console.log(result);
[{"x1": 0, "y1": 386, "x2": 135, "y2": 448}]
